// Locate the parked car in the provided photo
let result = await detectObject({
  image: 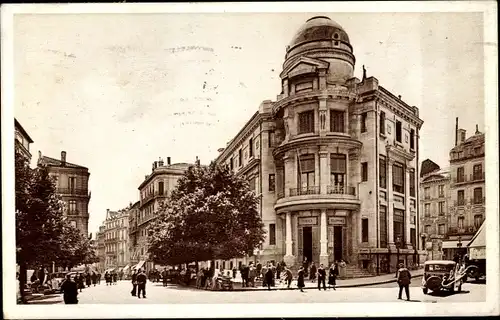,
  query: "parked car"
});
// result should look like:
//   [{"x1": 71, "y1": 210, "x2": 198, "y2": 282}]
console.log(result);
[{"x1": 421, "y1": 260, "x2": 463, "y2": 294}]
